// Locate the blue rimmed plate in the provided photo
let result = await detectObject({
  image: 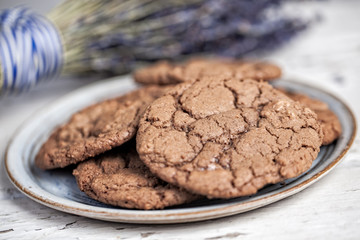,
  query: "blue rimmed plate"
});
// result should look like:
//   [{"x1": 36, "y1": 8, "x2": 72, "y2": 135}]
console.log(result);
[{"x1": 5, "y1": 76, "x2": 356, "y2": 223}]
